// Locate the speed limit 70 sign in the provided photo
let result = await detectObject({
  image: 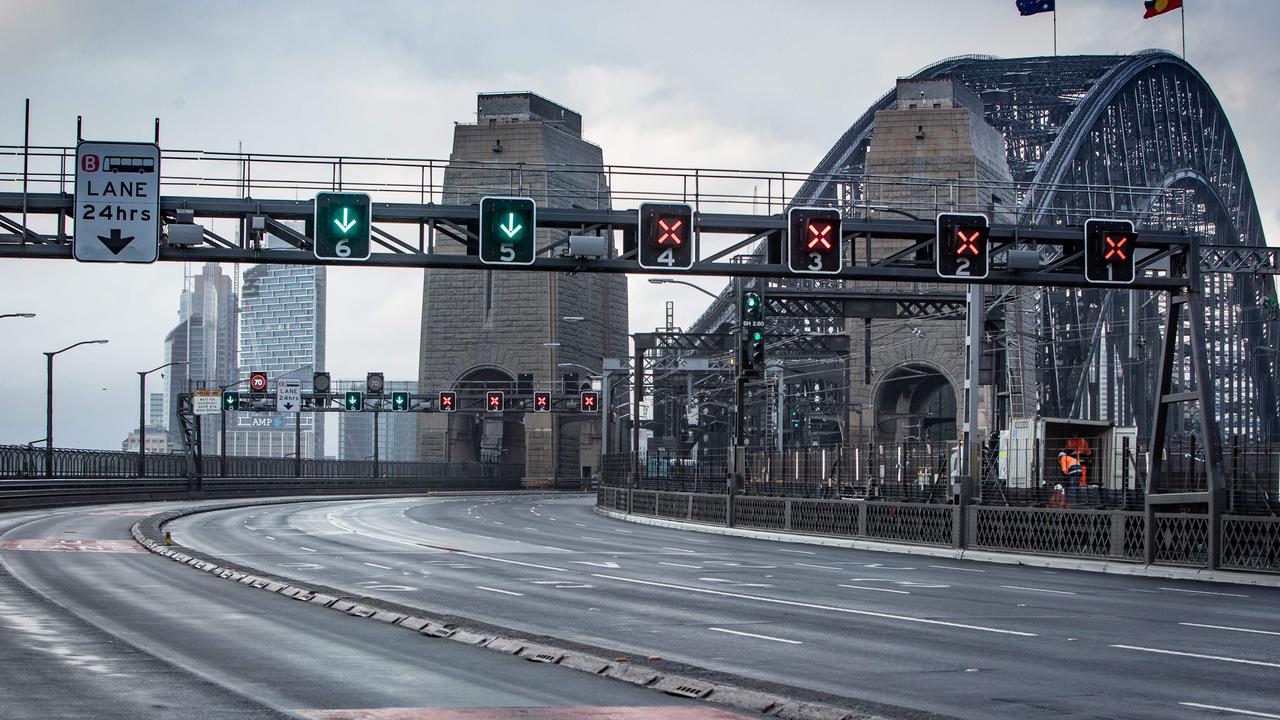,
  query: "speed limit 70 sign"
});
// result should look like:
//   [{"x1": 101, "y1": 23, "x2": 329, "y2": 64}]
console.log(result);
[{"x1": 314, "y1": 192, "x2": 371, "y2": 261}]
